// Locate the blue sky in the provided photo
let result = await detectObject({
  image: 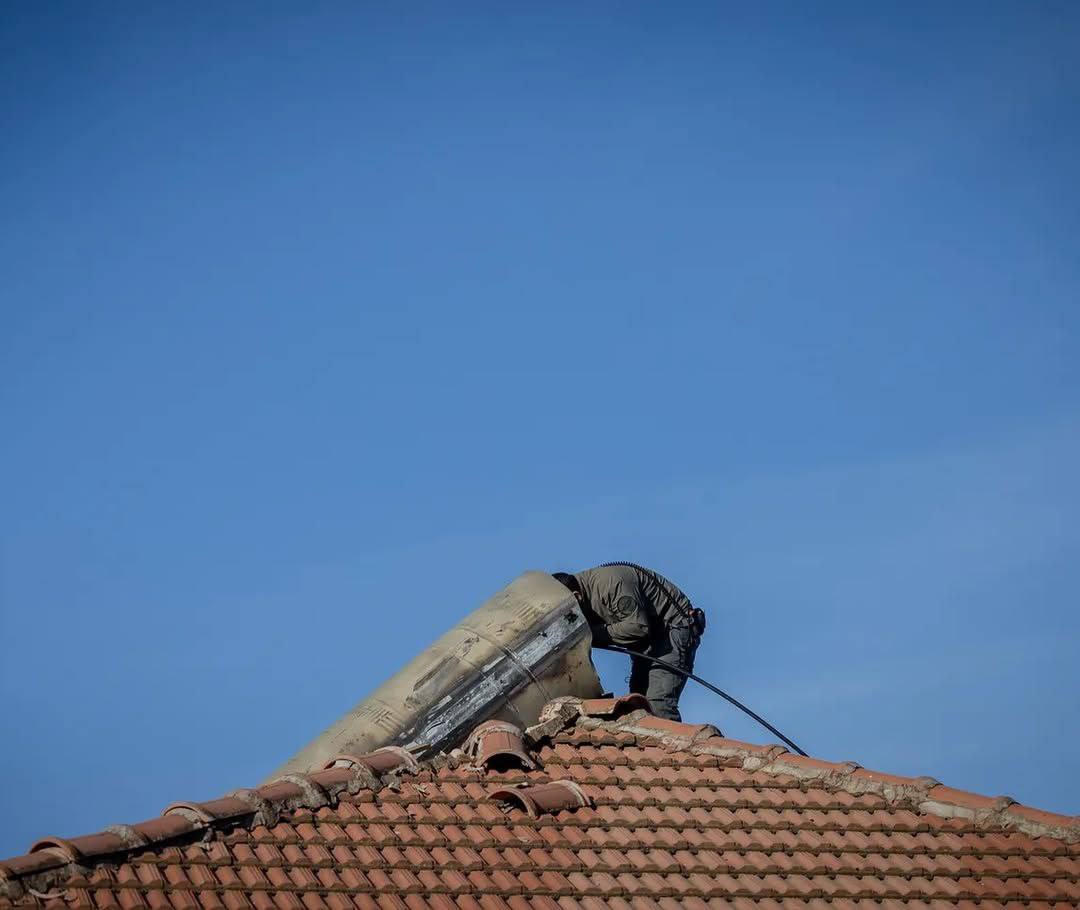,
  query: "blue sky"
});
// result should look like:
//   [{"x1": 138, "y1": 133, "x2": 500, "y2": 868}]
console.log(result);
[{"x1": 1, "y1": 2, "x2": 1078, "y2": 856}]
